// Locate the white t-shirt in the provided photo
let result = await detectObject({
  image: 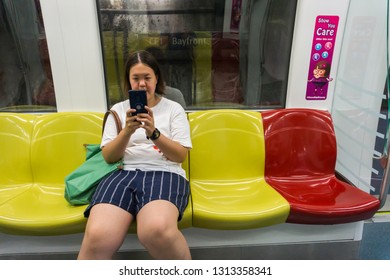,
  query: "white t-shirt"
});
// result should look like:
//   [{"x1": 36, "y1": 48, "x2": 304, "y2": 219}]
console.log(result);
[{"x1": 101, "y1": 97, "x2": 192, "y2": 178}]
